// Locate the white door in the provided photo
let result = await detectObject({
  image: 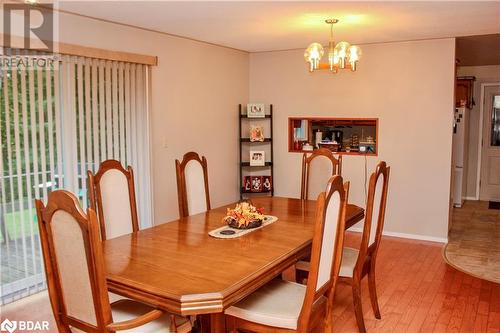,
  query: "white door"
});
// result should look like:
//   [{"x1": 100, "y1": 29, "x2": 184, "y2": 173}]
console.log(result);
[{"x1": 480, "y1": 85, "x2": 500, "y2": 201}]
